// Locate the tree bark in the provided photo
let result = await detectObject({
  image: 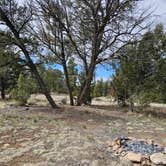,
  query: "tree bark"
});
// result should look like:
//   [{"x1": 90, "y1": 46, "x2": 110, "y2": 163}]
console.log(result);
[
  {"x1": 129, "y1": 97, "x2": 134, "y2": 112},
  {"x1": 19, "y1": 44, "x2": 58, "y2": 109},
  {"x1": 77, "y1": 64, "x2": 95, "y2": 106},
  {"x1": 63, "y1": 62, "x2": 74, "y2": 106},
  {"x1": 0, "y1": 76, "x2": 5, "y2": 100},
  {"x1": 0, "y1": 7, "x2": 58, "y2": 109}
]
